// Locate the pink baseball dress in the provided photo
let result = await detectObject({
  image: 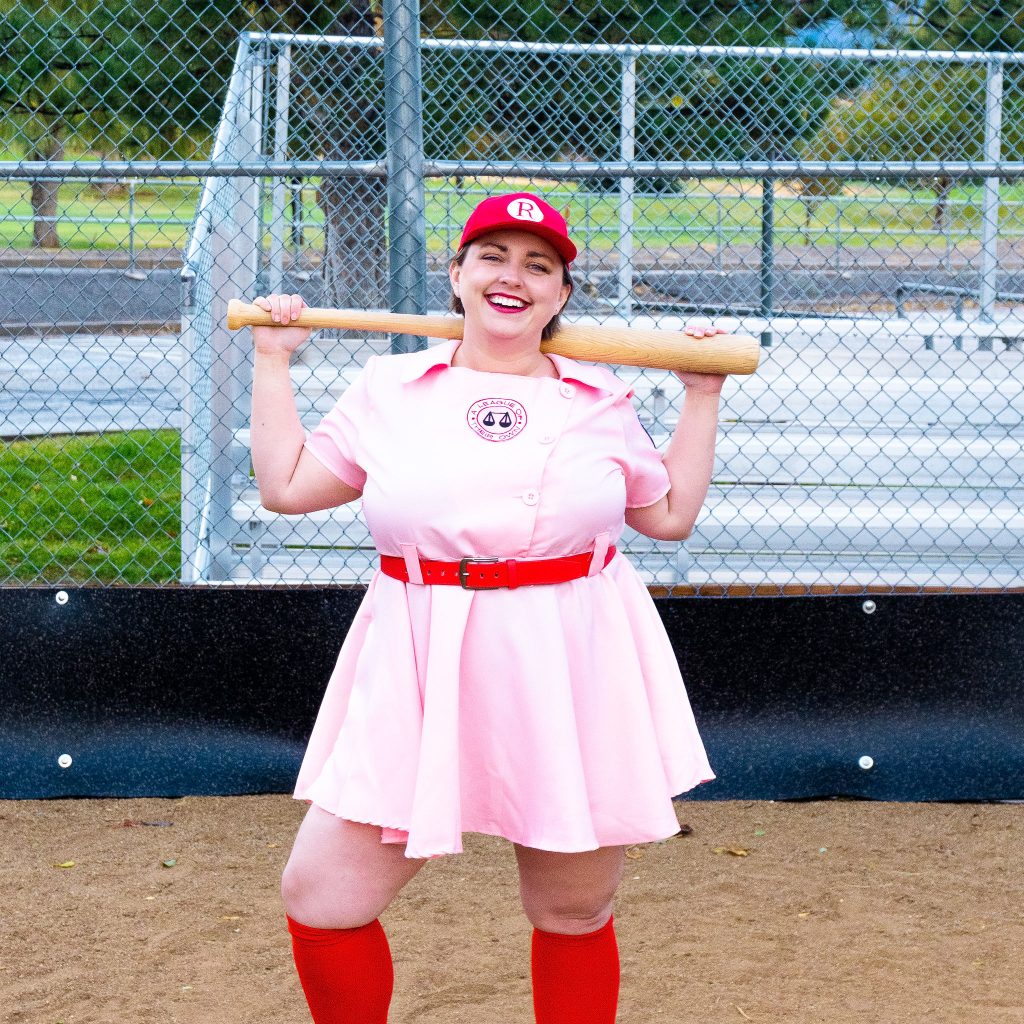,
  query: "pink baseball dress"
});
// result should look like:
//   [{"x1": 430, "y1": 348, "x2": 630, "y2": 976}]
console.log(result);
[{"x1": 294, "y1": 338, "x2": 714, "y2": 859}]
